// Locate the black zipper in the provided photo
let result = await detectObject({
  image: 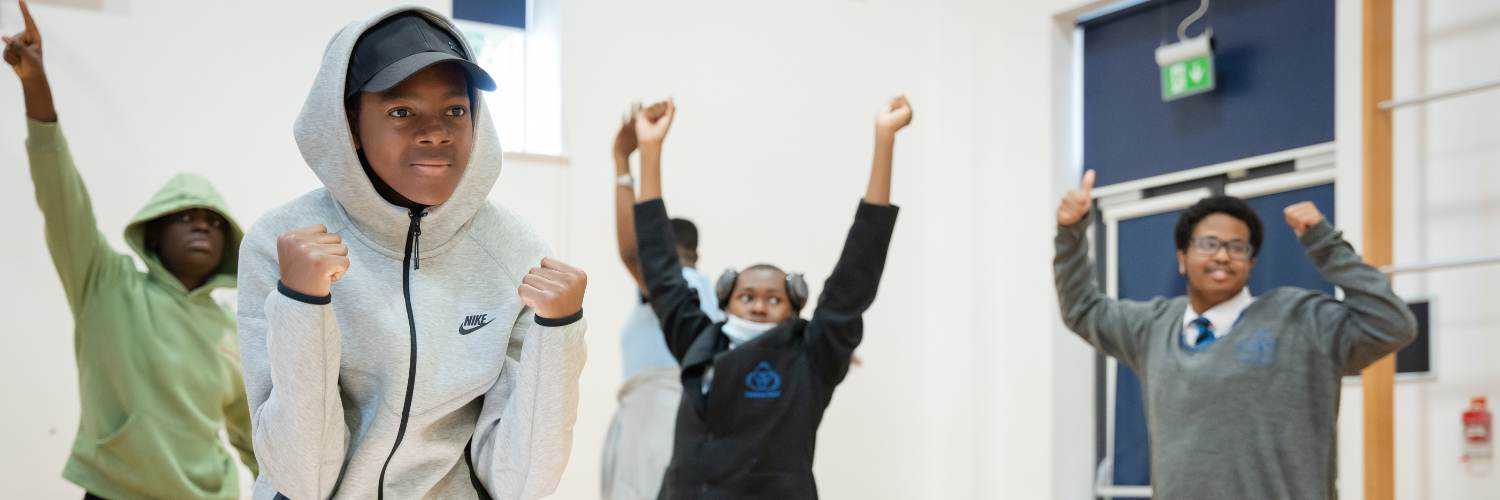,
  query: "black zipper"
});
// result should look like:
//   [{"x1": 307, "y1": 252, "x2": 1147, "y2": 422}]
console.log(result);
[{"x1": 377, "y1": 208, "x2": 425, "y2": 499}]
